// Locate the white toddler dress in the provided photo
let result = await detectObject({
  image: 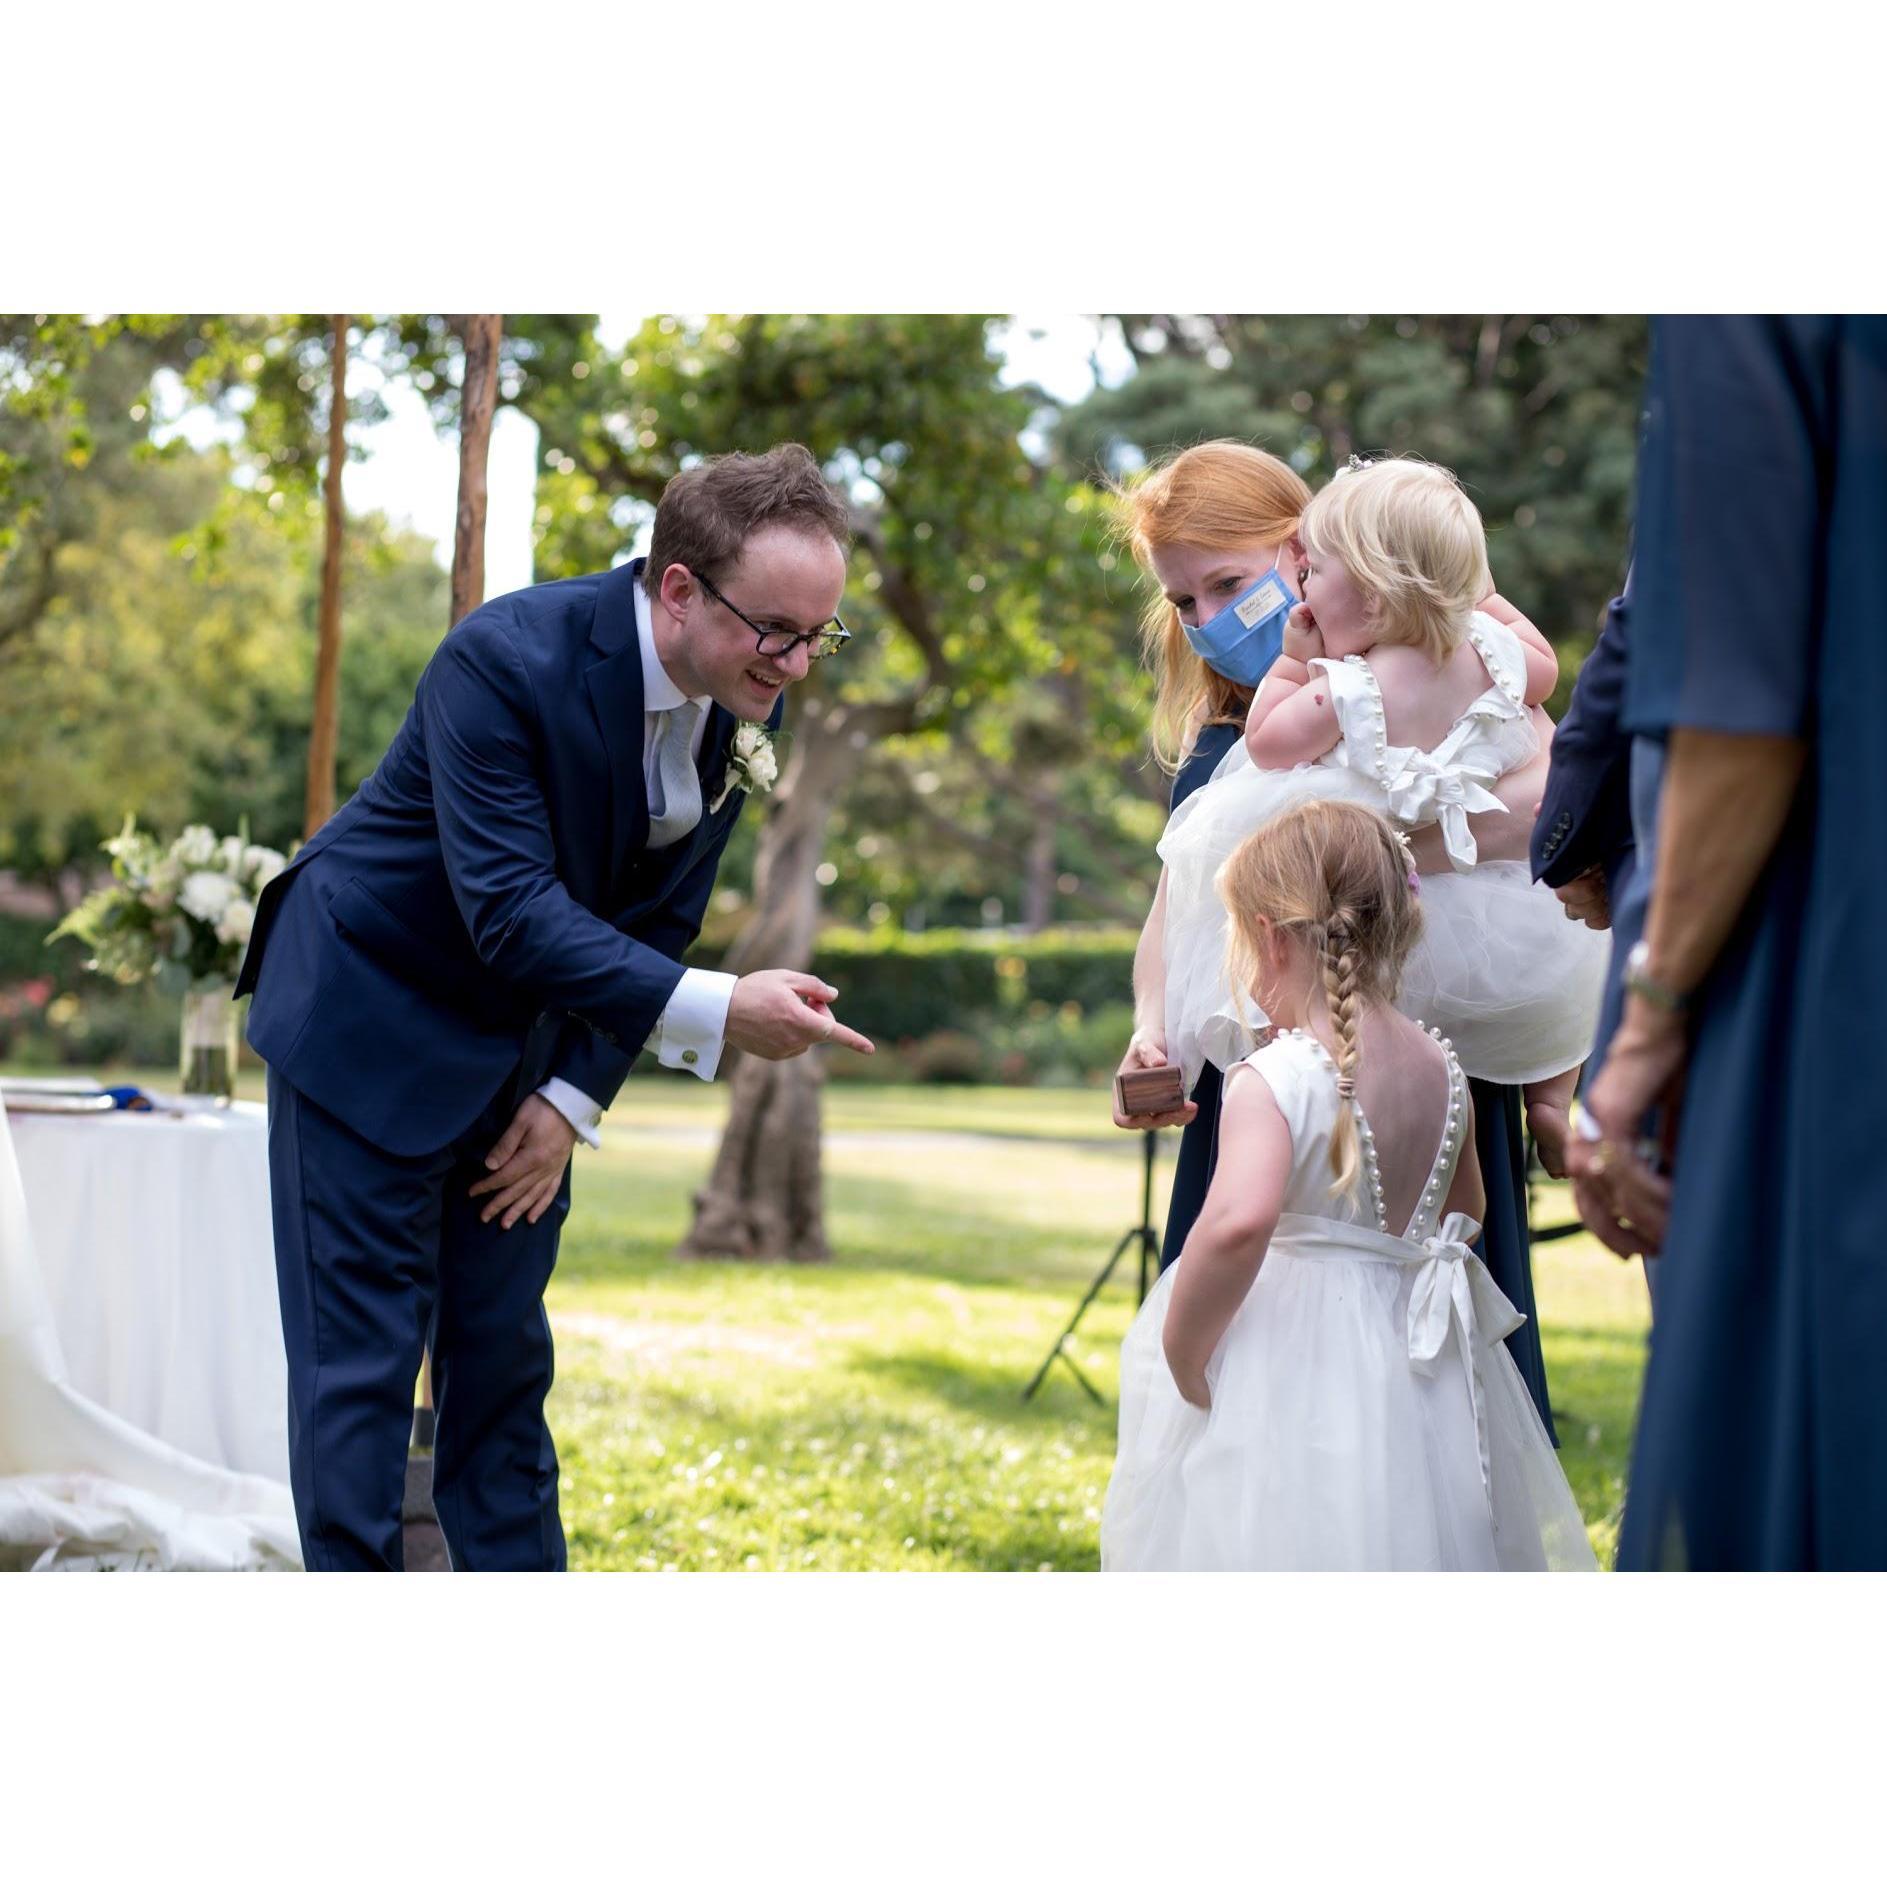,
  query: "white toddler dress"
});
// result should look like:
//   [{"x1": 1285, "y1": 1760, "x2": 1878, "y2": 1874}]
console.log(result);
[
  {"x1": 1159, "y1": 612, "x2": 1610, "y2": 1089},
  {"x1": 1101, "y1": 1029, "x2": 1598, "y2": 1571}
]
